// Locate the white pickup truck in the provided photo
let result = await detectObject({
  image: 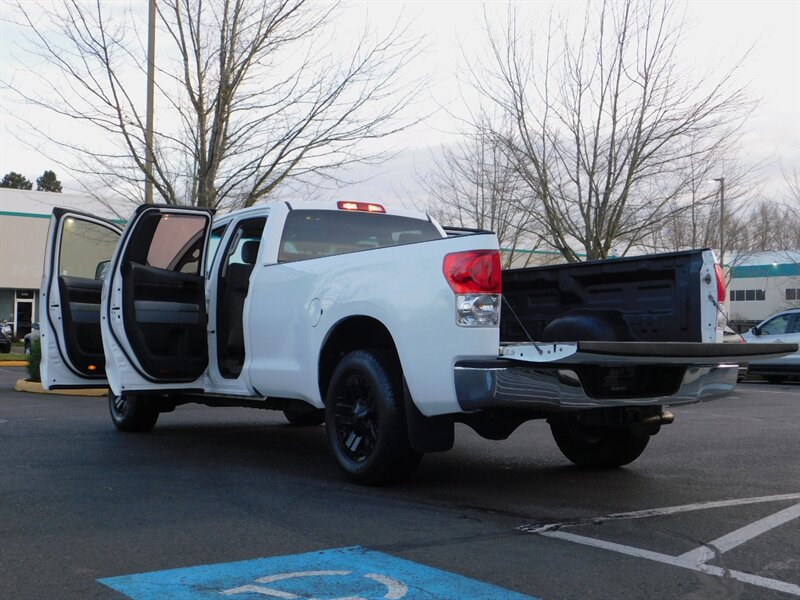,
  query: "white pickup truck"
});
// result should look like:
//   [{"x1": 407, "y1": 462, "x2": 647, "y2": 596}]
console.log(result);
[{"x1": 39, "y1": 202, "x2": 795, "y2": 484}]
